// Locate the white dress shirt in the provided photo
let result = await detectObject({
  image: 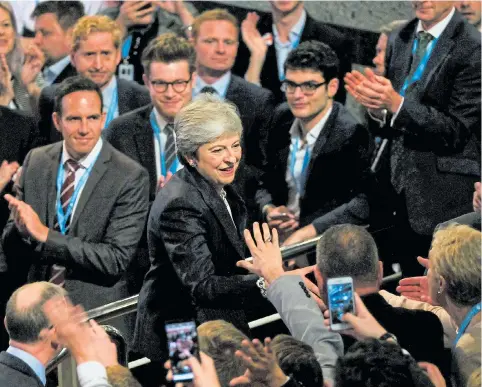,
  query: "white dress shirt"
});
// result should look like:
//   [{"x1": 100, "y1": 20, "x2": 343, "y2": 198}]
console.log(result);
[
  {"x1": 43, "y1": 56, "x2": 71, "y2": 86},
  {"x1": 193, "y1": 71, "x2": 231, "y2": 99},
  {"x1": 101, "y1": 76, "x2": 119, "y2": 126},
  {"x1": 285, "y1": 106, "x2": 332, "y2": 216},
  {"x1": 60, "y1": 138, "x2": 103, "y2": 219},
  {"x1": 152, "y1": 109, "x2": 183, "y2": 179}
]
